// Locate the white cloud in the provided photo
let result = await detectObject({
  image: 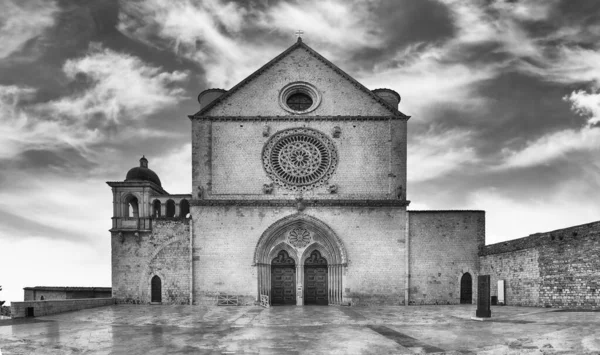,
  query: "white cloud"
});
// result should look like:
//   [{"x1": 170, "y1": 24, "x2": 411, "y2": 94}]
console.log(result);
[
  {"x1": 48, "y1": 43, "x2": 189, "y2": 122},
  {"x1": 499, "y1": 127, "x2": 600, "y2": 169},
  {"x1": 468, "y1": 185, "x2": 600, "y2": 244},
  {"x1": 0, "y1": 44, "x2": 189, "y2": 160},
  {"x1": 255, "y1": 1, "x2": 382, "y2": 53},
  {"x1": 0, "y1": 0, "x2": 58, "y2": 59},
  {"x1": 408, "y1": 128, "x2": 478, "y2": 182},
  {"x1": 117, "y1": 0, "x2": 386, "y2": 89},
  {"x1": 360, "y1": 44, "x2": 498, "y2": 115},
  {"x1": 151, "y1": 143, "x2": 192, "y2": 194},
  {"x1": 118, "y1": 0, "x2": 281, "y2": 88},
  {"x1": 0, "y1": 237, "x2": 110, "y2": 304},
  {"x1": 498, "y1": 86, "x2": 600, "y2": 169}
]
